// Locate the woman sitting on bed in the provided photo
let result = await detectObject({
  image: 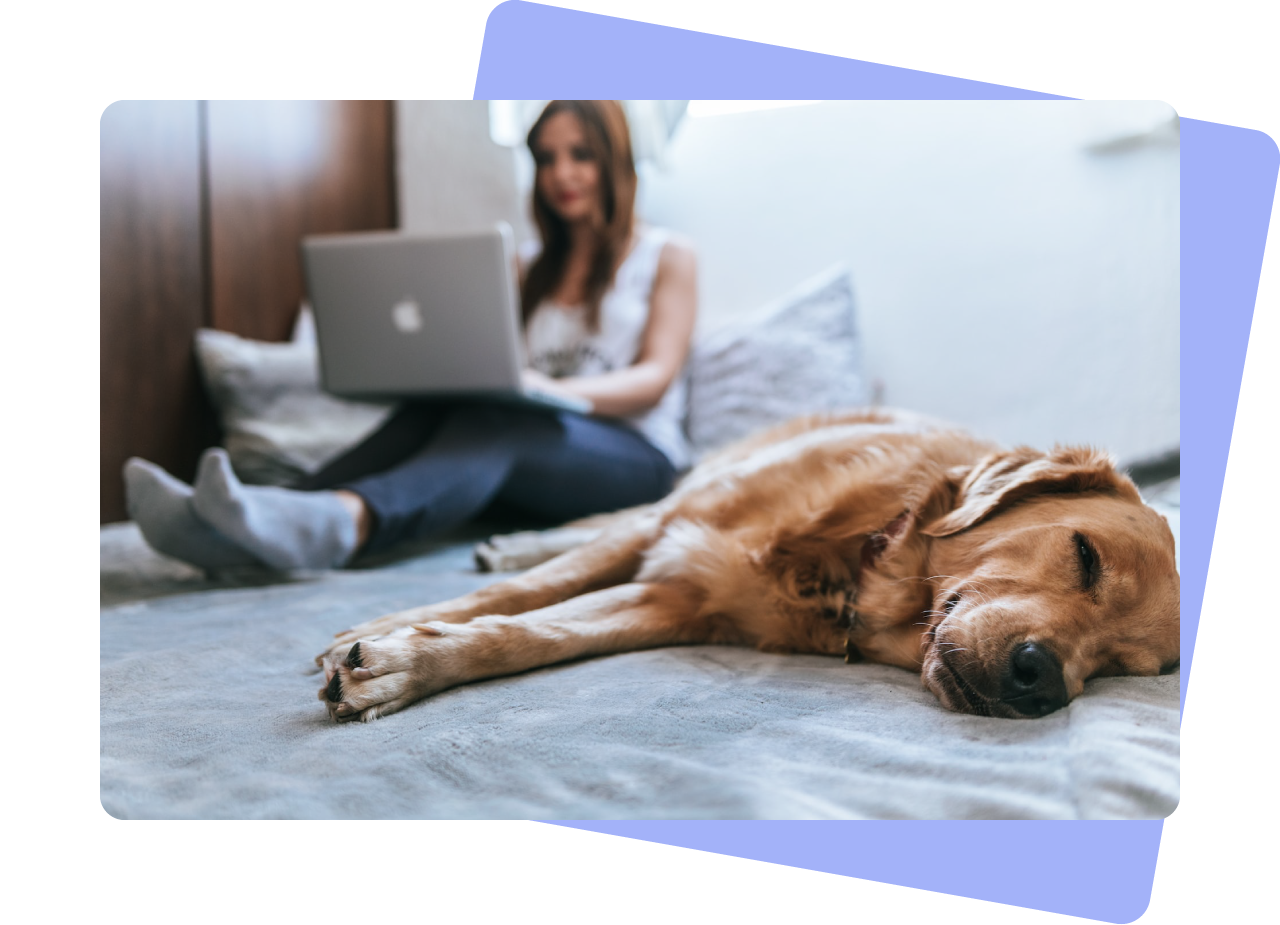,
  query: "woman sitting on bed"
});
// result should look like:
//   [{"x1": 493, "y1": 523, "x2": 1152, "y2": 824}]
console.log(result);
[{"x1": 125, "y1": 99, "x2": 697, "y2": 572}]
